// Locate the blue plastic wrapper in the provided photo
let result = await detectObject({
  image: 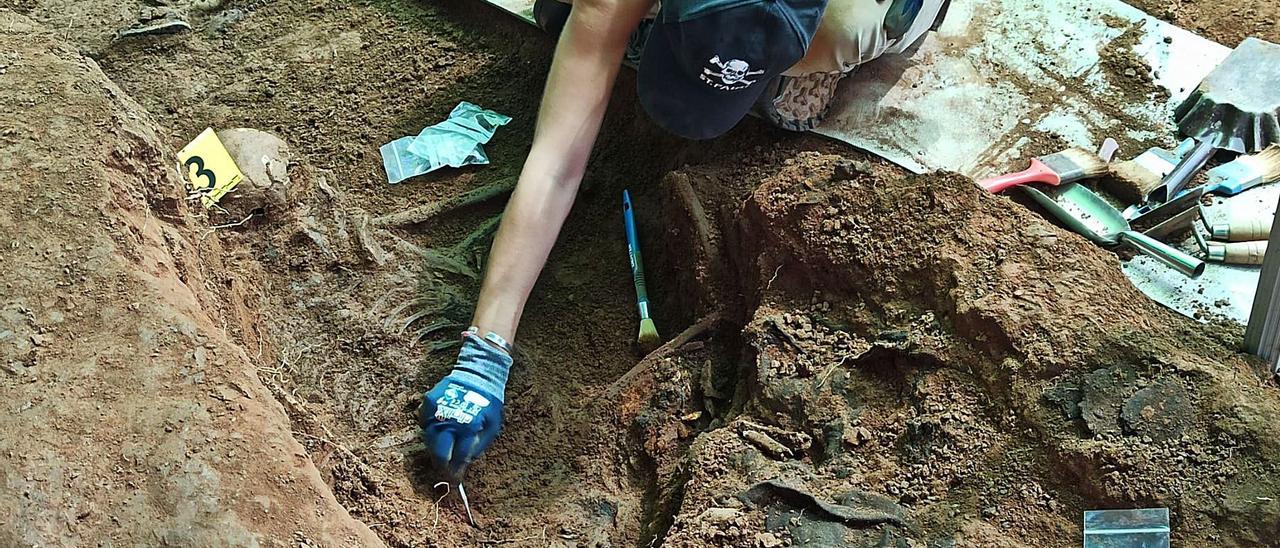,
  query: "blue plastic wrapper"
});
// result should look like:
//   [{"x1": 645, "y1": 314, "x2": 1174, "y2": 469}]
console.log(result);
[{"x1": 380, "y1": 102, "x2": 512, "y2": 184}]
